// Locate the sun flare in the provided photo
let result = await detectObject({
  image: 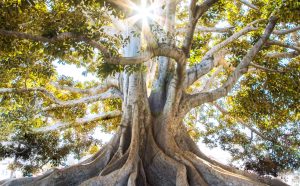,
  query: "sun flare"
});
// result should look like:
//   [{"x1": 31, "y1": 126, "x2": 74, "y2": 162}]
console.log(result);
[
  {"x1": 130, "y1": 0, "x2": 155, "y2": 25},
  {"x1": 115, "y1": 0, "x2": 165, "y2": 49}
]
